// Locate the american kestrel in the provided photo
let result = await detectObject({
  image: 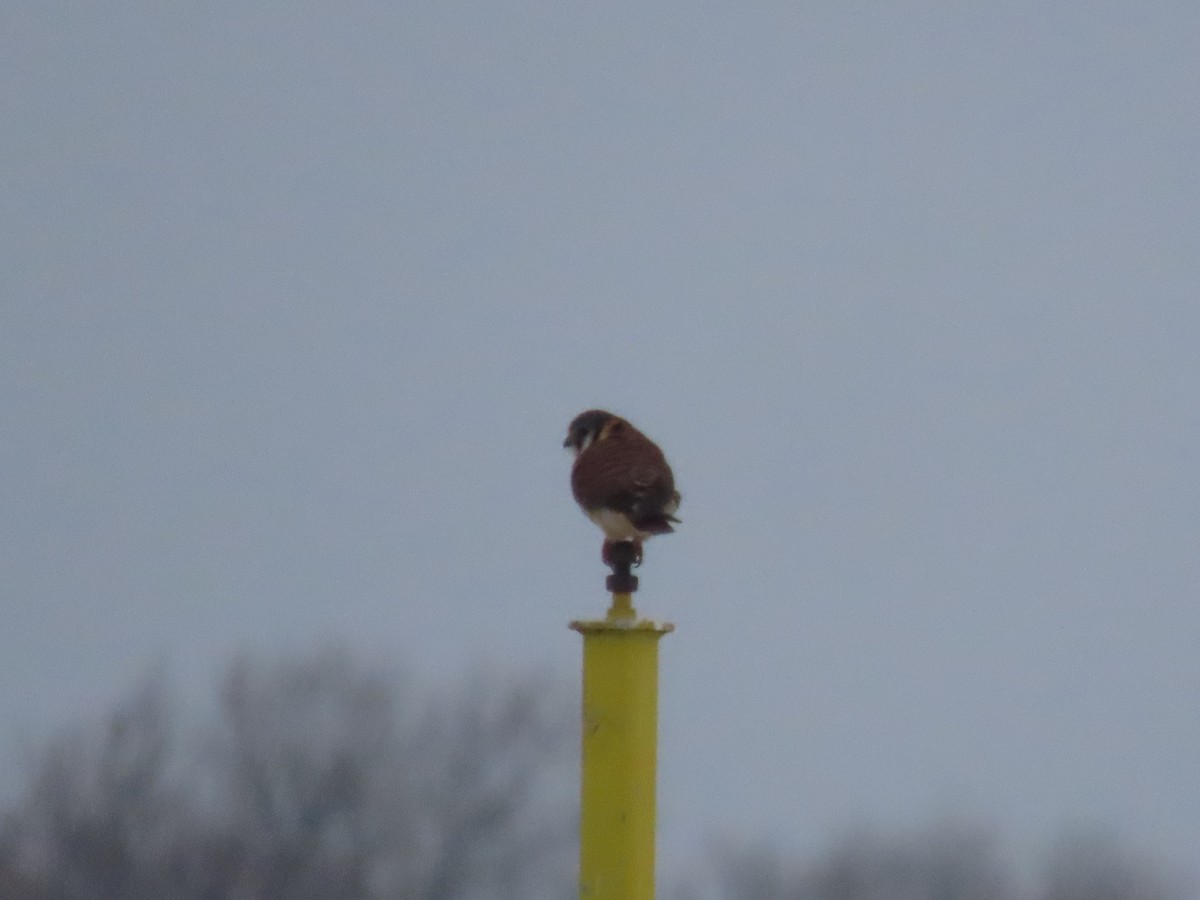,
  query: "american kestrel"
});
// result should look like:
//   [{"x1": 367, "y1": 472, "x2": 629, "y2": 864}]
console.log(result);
[{"x1": 563, "y1": 409, "x2": 681, "y2": 566}]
